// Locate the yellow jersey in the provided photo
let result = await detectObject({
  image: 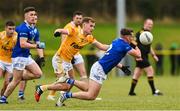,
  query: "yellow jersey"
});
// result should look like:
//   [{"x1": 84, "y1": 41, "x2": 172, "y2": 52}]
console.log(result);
[
  {"x1": 0, "y1": 31, "x2": 17, "y2": 63},
  {"x1": 57, "y1": 22, "x2": 96, "y2": 62}
]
